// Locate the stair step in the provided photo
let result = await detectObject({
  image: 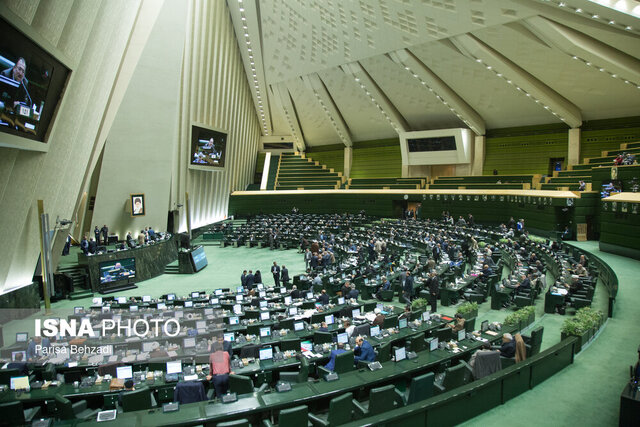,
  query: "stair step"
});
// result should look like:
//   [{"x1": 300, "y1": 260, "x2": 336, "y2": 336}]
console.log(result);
[{"x1": 69, "y1": 290, "x2": 93, "y2": 300}]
